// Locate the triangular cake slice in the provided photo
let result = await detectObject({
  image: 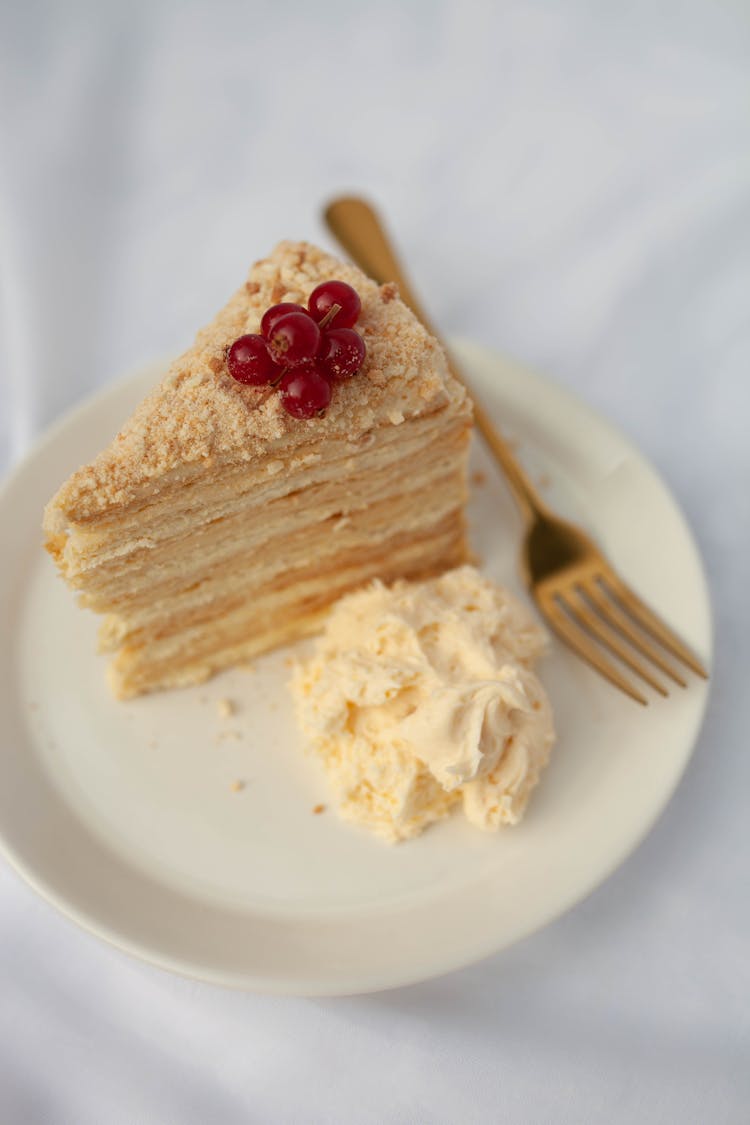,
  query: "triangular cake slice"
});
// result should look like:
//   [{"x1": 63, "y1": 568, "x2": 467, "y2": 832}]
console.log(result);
[{"x1": 44, "y1": 241, "x2": 473, "y2": 698}]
